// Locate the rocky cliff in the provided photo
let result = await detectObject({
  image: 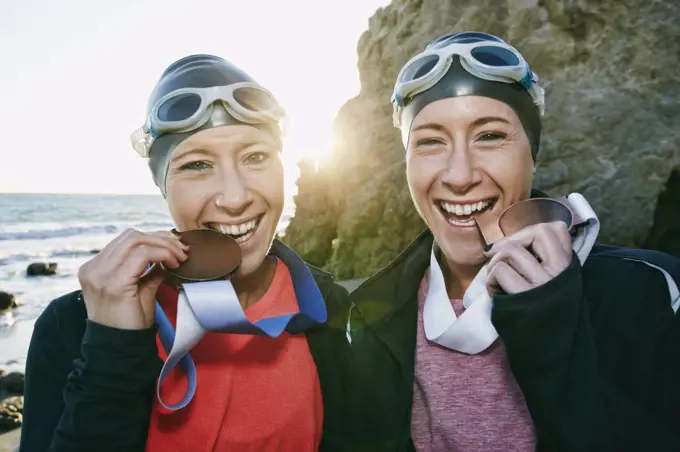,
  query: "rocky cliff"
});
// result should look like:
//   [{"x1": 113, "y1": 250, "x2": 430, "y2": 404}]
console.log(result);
[{"x1": 284, "y1": 0, "x2": 680, "y2": 279}]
